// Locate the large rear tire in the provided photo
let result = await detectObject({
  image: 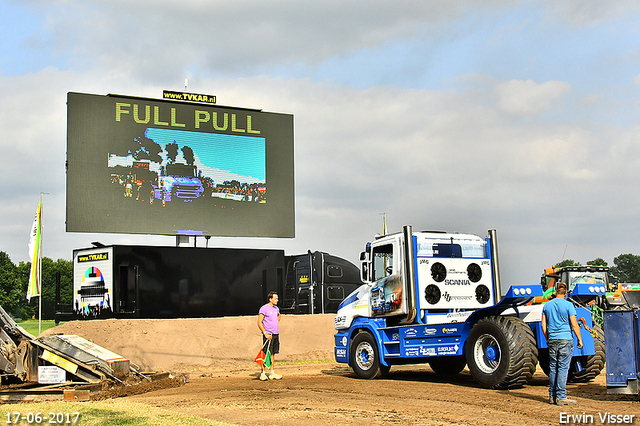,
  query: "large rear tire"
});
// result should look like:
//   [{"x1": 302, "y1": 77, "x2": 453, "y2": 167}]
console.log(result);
[
  {"x1": 569, "y1": 324, "x2": 605, "y2": 382},
  {"x1": 350, "y1": 332, "x2": 384, "y2": 379},
  {"x1": 465, "y1": 316, "x2": 538, "y2": 389},
  {"x1": 429, "y1": 356, "x2": 466, "y2": 376}
]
